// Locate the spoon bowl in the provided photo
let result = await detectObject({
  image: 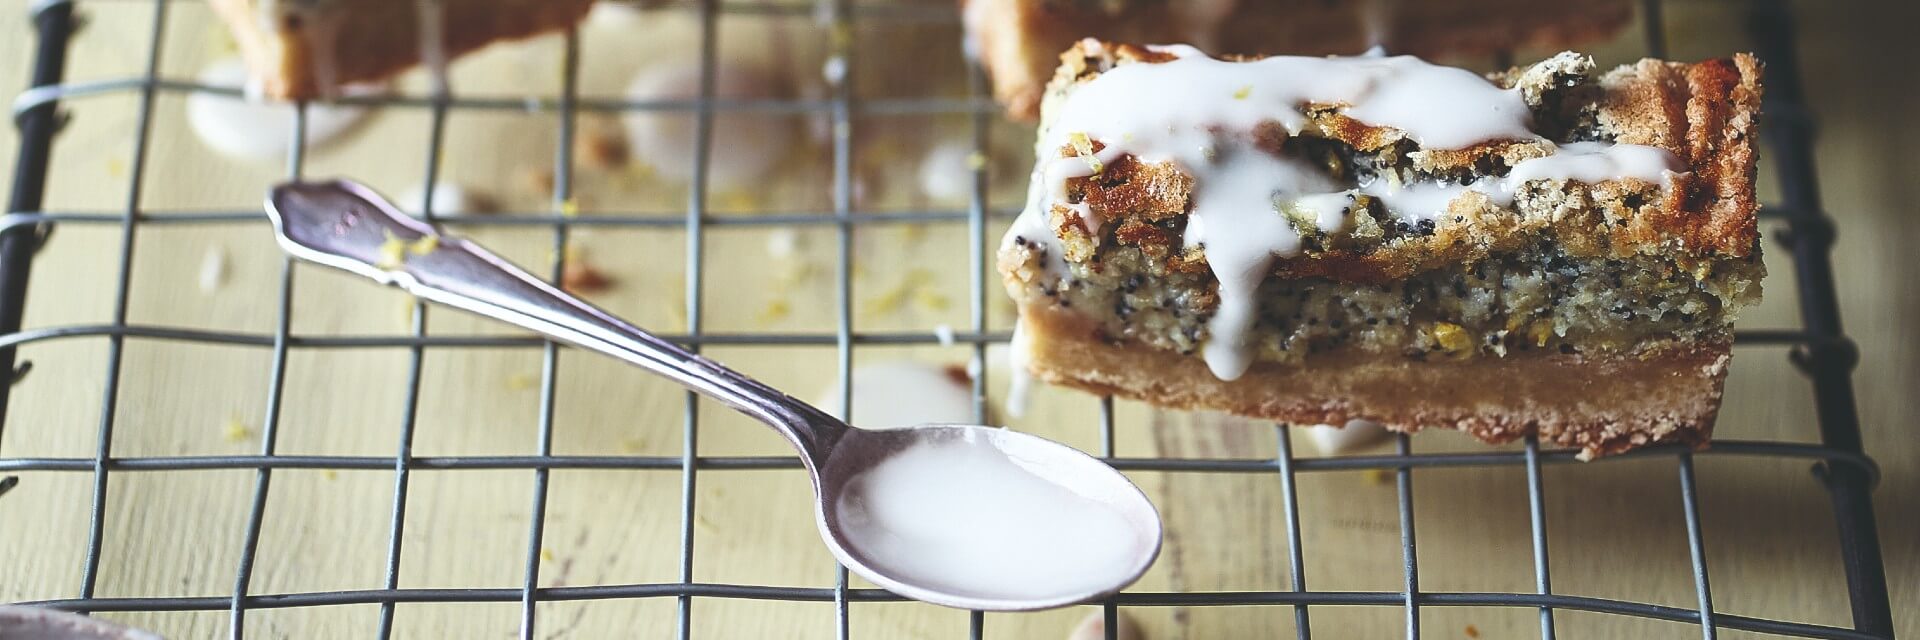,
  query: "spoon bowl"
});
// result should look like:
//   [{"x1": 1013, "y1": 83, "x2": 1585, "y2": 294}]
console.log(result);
[
  {"x1": 817, "y1": 424, "x2": 1161, "y2": 611},
  {"x1": 263, "y1": 179, "x2": 1161, "y2": 611}
]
